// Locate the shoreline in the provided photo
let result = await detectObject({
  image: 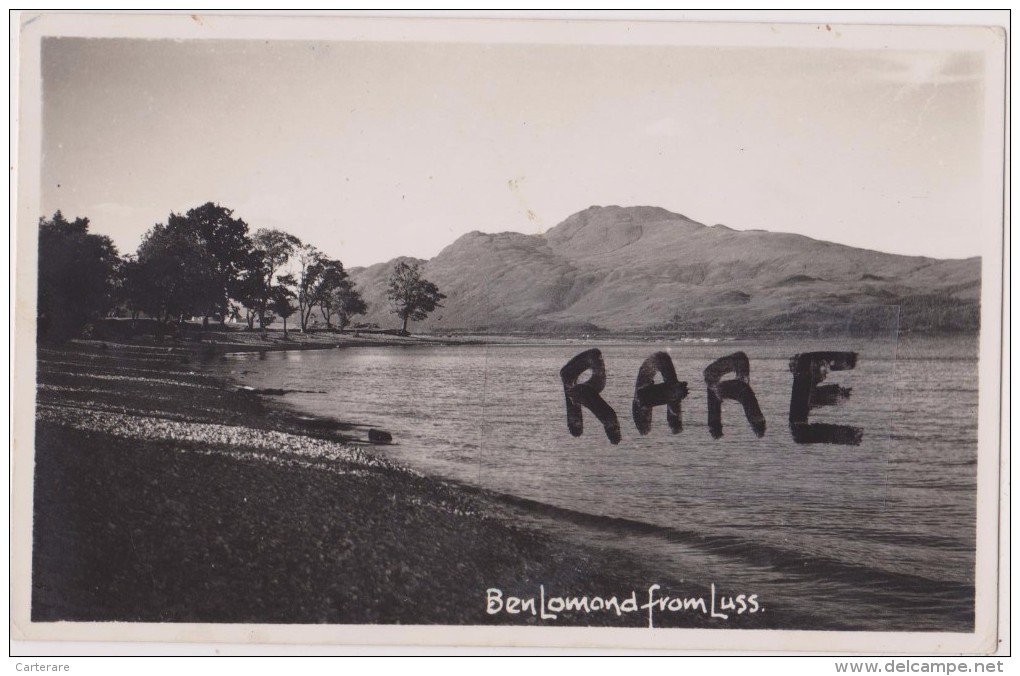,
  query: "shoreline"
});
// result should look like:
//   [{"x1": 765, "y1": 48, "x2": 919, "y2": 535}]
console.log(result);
[
  {"x1": 91, "y1": 325, "x2": 486, "y2": 355},
  {"x1": 31, "y1": 339, "x2": 788, "y2": 628},
  {"x1": 90, "y1": 319, "x2": 980, "y2": 355}
]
